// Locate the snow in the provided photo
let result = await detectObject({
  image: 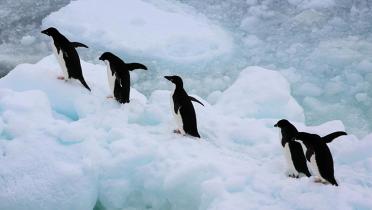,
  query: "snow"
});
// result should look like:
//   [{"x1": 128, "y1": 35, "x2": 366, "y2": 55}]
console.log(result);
[
  {"x1": 0, "y1": 0, "x2": 372, "y2": 209},
  {"x1": 215, "y1": 66, "x2": 304, "y2": 121},
  {"x1": 2, "y1": 0, "x2": 372, "y2": 136},
  {"x1": 42, "y1": 0, "x2": 232, "y2": 63},
  {"x1": 0, "y1": 55, "x2": 371, "y2": 210}
]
